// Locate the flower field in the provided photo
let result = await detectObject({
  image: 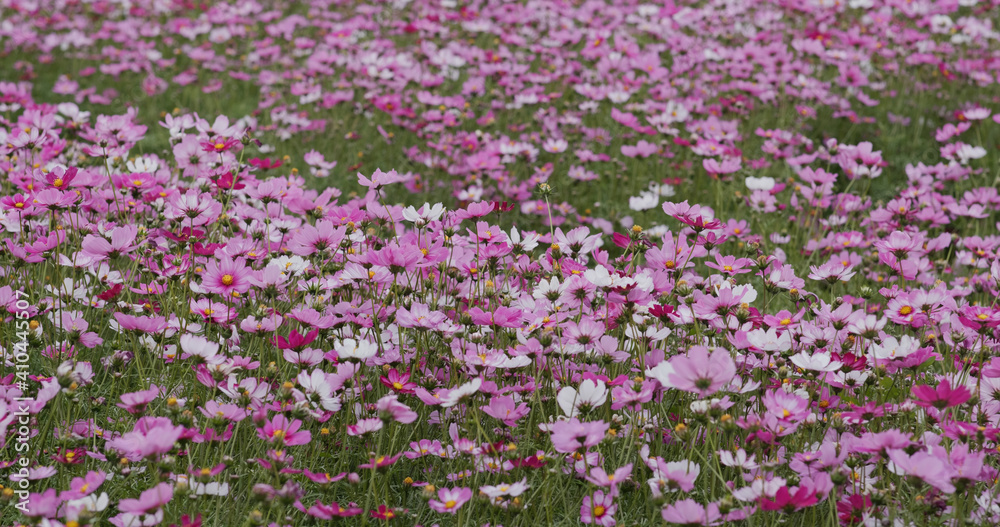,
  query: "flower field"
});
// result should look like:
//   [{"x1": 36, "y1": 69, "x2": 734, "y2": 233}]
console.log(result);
[{"x1": 2, "y1": 0, "x2": 1000, "y2": 526}]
